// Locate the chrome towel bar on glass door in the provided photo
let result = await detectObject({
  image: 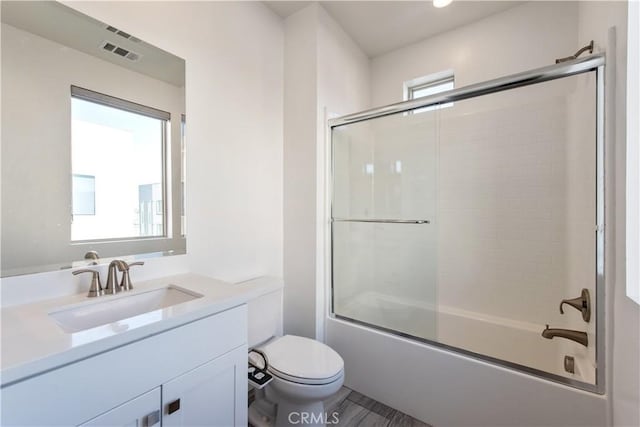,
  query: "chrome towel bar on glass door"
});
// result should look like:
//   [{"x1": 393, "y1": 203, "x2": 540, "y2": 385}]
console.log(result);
[{"x1": 332, "y1": 218, "x2": 430, "y2": 224}]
